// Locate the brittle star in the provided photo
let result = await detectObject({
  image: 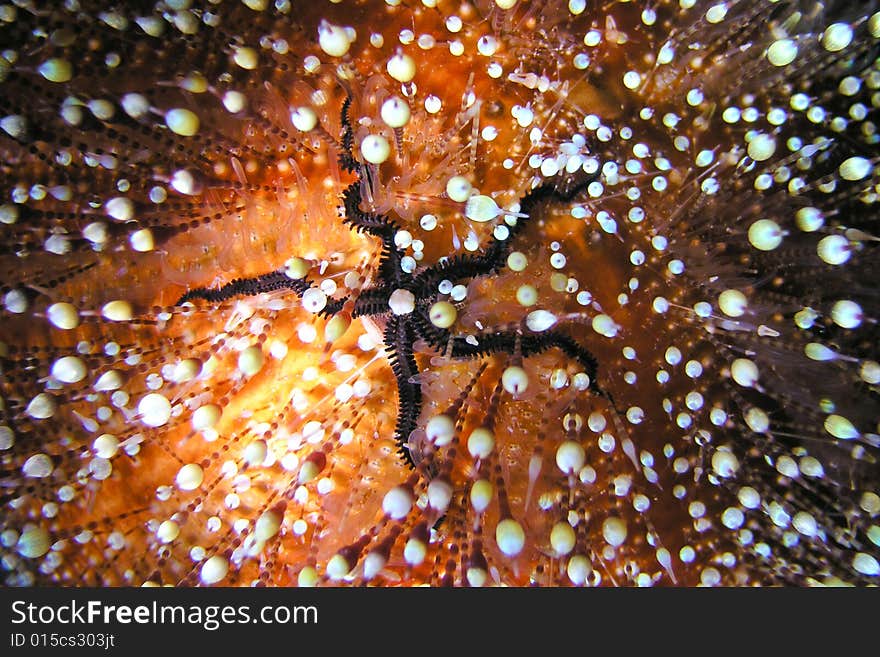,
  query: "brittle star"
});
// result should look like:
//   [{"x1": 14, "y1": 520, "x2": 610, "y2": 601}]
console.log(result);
[{"x1": 177, "y1": 96, "x2": 615, "y2": 468}]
